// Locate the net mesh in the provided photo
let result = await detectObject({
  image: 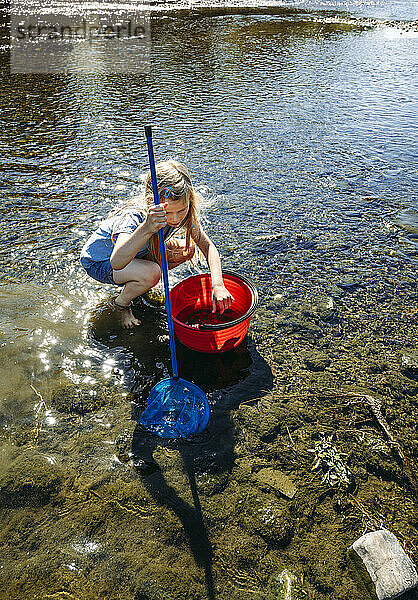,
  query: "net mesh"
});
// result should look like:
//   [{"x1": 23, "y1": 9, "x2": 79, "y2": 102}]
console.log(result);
[{"x1": 138, "y1": 377, "x2": 210, "y2": 438}]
